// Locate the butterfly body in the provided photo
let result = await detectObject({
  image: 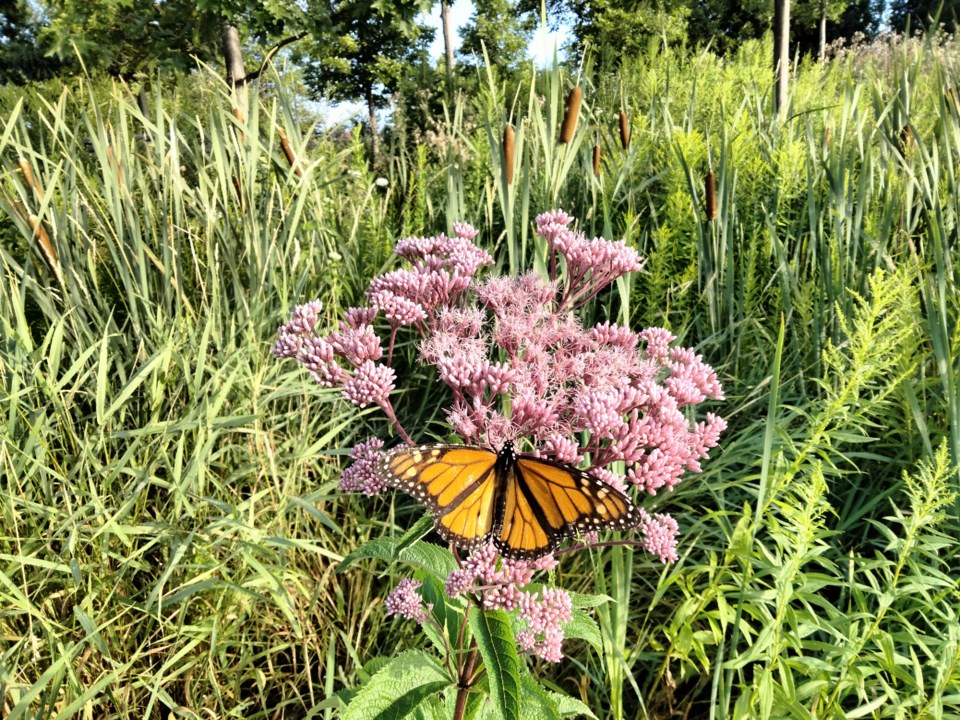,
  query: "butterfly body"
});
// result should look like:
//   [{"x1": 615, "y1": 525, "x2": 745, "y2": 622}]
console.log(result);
[{"x1": 377, "y1": 441, "x2": 639, "y2": 560}]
